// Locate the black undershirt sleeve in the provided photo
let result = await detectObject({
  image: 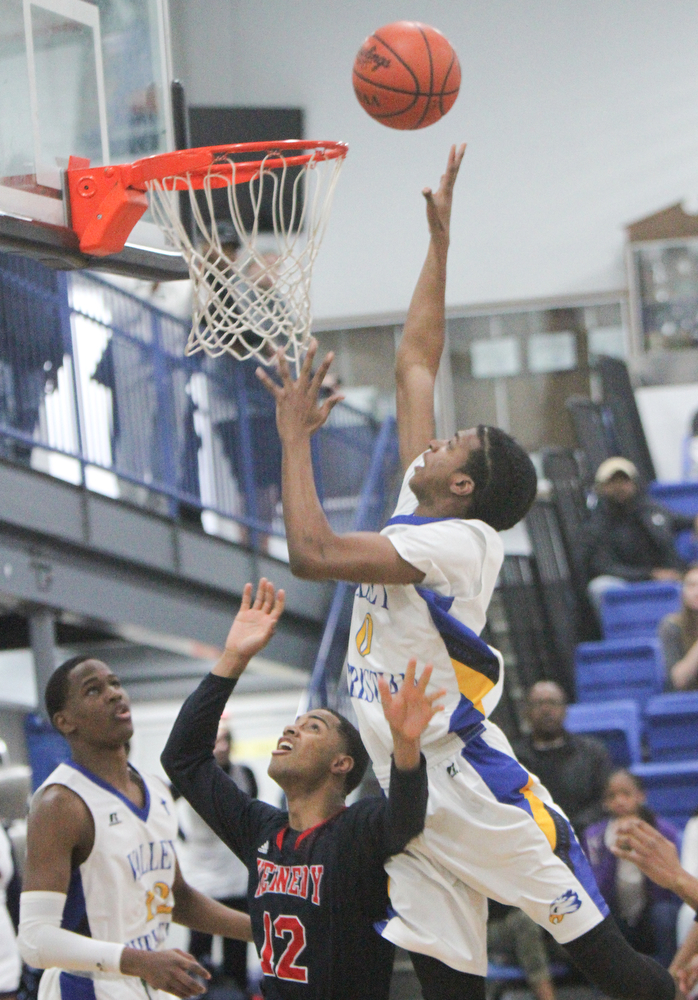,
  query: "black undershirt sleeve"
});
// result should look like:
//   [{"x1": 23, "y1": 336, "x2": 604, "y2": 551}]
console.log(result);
[
  {"x1": 358, "y1": 755, "x2": 428, "y2": 861},
  {"x1": 161, "y1": 672, "x2": 280, "y2": 858}
]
